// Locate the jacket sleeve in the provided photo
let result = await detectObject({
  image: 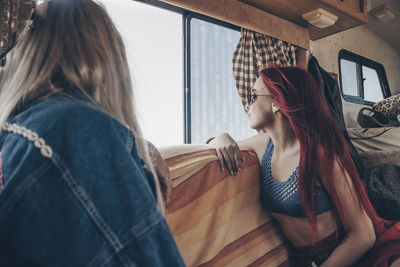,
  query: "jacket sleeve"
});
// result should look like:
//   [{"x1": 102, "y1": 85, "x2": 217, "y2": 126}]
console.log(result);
[
  {"x1": 65, "y1": 114, "x2": 185, "y2": 266},
  {"x1": 0, "y1": 101, "x2": 184, "y2": 267}
]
